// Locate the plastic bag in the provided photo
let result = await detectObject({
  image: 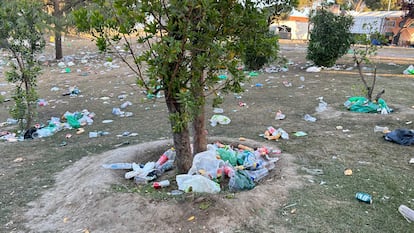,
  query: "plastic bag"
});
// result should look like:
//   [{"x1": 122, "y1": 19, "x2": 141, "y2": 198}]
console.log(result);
[
  {"x1": 209, "y1": 115, "x2": 231, "y2": 127},
  {"x1": 217, "y1": 148, "x2": 237, "y2": 166},
  {"x1": 228, "y1": 170, "x2": 255, "y2": 192},
  {"x1": 176, "y1": 174, "x2": 221, "y2": 193},
  {"x1": 188, "y1": 150, "x2": 225, "y2": 178},
  {"x1": 65, "y1": 115, "x2": 81, "y2": 129},
  {"x1": 344, "y1": 96, "x2": 392, "y2": 114}
]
